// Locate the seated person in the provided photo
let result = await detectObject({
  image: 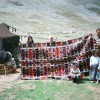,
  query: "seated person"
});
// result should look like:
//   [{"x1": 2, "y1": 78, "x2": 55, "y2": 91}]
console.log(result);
[{"x1": 69, "y1": 63, "x2": 81, "y2": 83}]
